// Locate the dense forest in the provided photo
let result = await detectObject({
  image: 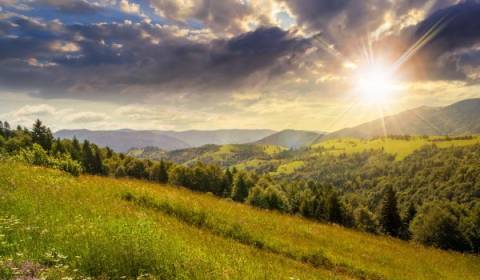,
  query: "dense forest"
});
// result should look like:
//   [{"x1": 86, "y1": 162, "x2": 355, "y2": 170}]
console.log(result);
[{"x1": 0, "y1": 119, "x2": 479, "y2": 253}]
